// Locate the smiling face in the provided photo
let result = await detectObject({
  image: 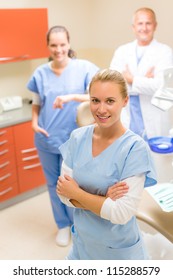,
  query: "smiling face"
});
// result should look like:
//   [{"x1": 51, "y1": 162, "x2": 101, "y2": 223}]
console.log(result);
[
  {"x1": 132, "y1": 10, "x2": 157, "y2": 46},
  {"x1": 90, "y1": 80, "x2": 128, "y2": 130},
  {"x1": 48, "y1": 31, "x2": 70, "y2": 64}
]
